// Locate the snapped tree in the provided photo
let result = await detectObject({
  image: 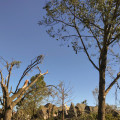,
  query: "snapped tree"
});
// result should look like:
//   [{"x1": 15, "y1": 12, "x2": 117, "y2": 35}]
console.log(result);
[
  {"x1": 39, "y1": 0, "x2": 120, "y2": 120},
  {"x1": 15, "y1": 75, "x2": 49, "y2": 119},
  {"x1": 0, "y1": 55, "x2": 48, "y2": 120}
]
